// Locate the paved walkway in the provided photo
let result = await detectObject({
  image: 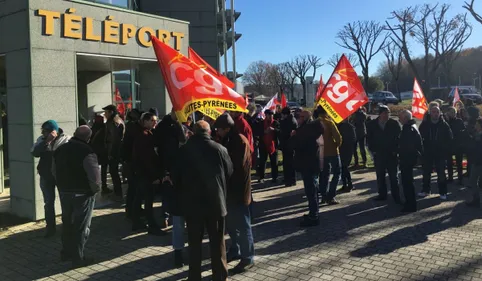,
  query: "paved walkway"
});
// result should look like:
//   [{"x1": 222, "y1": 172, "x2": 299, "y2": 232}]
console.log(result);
[{"x1": 1, "y1": 169, "x2": 482, "y2": 281}]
